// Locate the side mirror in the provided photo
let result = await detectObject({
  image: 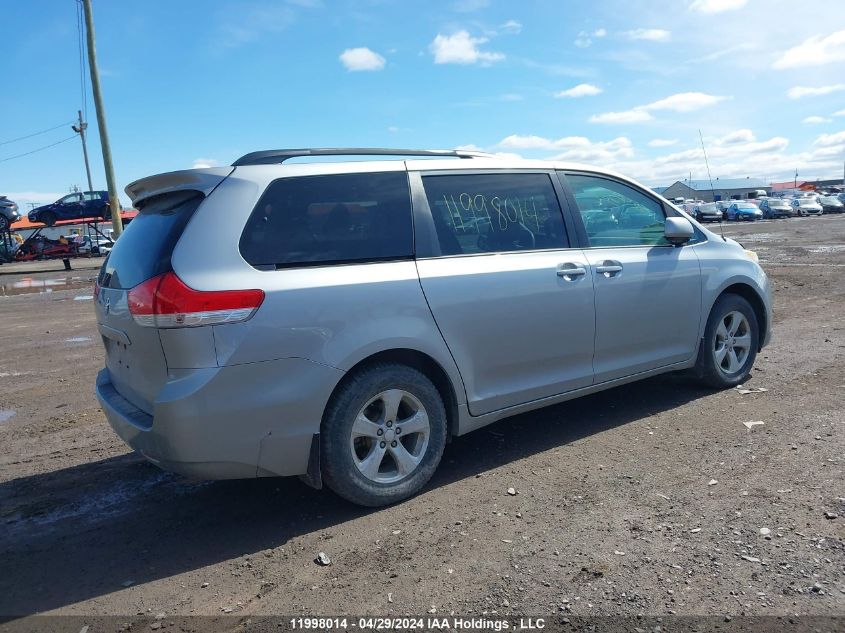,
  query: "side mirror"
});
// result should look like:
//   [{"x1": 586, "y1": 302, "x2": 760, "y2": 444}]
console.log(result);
[{"x1": 664, "y1": 216, "x2": 694, "y2": 246}]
